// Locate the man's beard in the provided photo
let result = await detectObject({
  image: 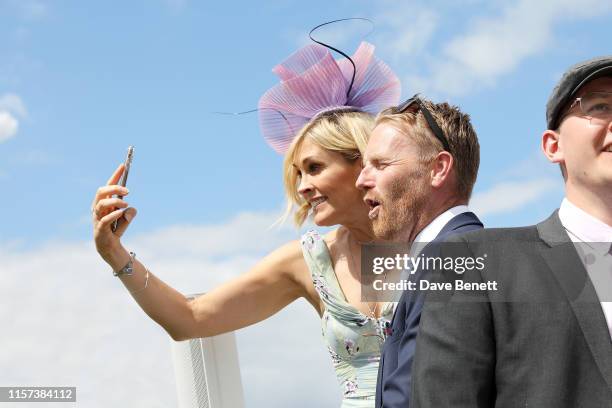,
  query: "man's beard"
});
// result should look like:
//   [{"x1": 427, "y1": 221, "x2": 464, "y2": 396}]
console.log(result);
[{"x1": 373, "y1": 172, "x2": 429, "y2": 242}]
